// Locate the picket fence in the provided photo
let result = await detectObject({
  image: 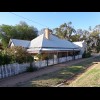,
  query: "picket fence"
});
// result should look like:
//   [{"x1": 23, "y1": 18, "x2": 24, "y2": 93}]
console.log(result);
[{"x1": 0, "y1": 55, "x2": 82, "y2": 79}]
